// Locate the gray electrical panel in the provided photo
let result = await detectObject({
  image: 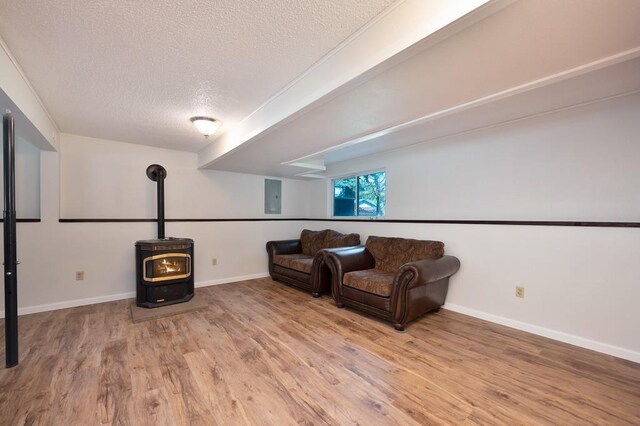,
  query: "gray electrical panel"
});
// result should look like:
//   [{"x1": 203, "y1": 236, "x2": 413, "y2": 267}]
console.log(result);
[{"x1": 264, "y1": 179, "x2": 282, "y2": 214}]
